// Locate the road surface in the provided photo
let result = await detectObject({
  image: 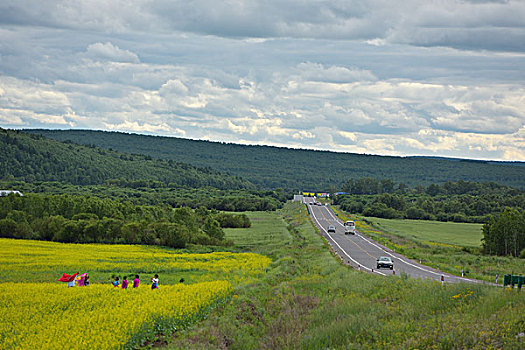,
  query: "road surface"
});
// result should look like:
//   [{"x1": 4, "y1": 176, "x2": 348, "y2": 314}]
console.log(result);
[{"x1": 304, "y1": 197, "x2": 483, "y2": 284}]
